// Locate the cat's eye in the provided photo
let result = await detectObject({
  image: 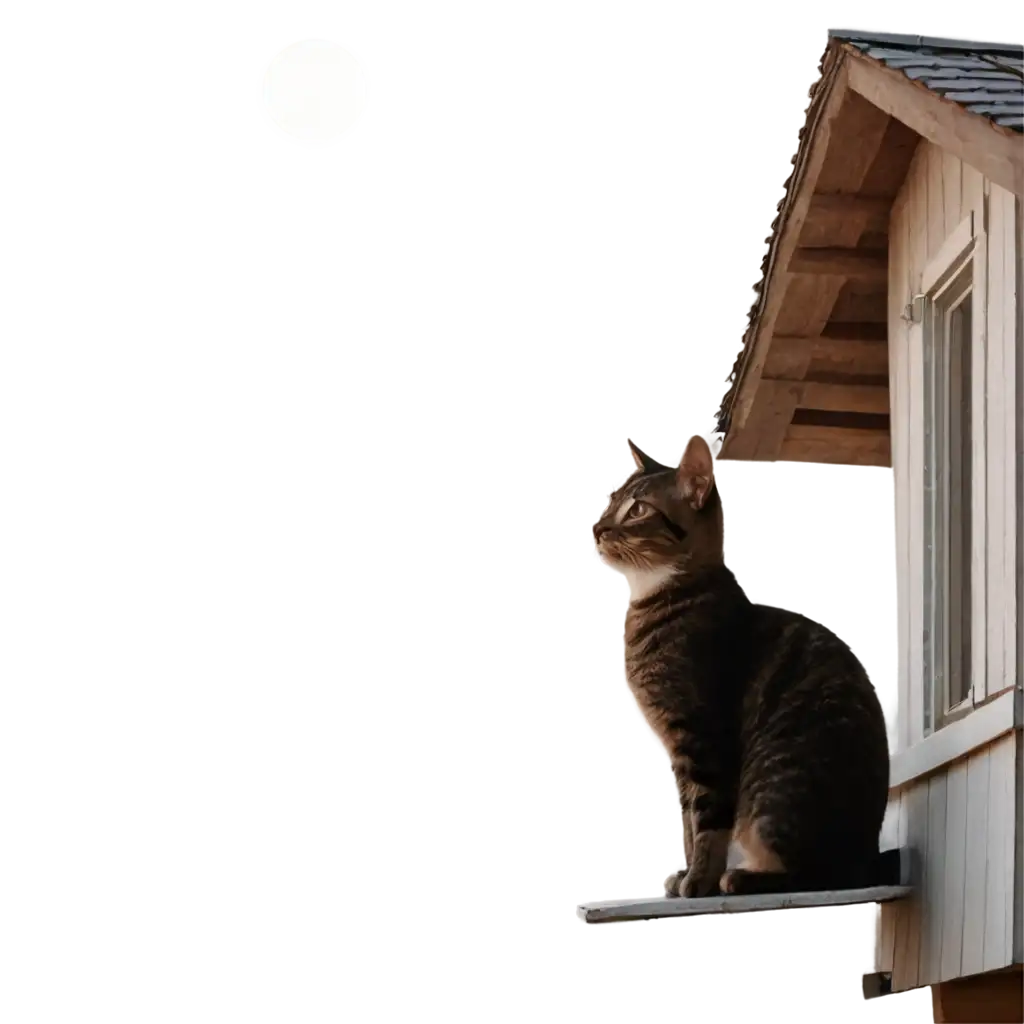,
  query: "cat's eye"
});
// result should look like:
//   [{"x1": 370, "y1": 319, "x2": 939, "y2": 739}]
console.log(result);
[{"x1": 625, "y1": 501, "x2": 650, "y2": 520}]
